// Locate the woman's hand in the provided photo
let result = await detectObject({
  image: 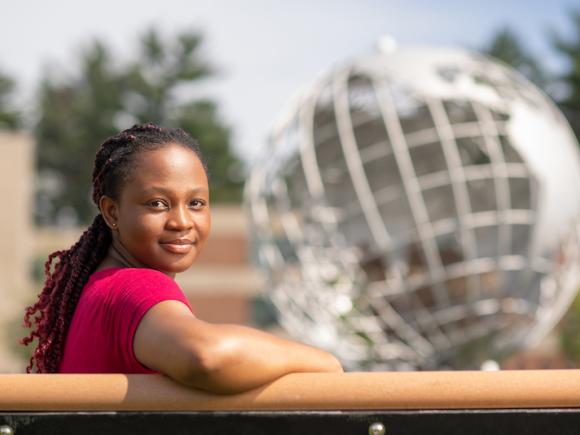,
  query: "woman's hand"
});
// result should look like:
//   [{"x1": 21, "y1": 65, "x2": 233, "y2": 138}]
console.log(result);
[{"x1": 134, "y1": 300, "x2": 343, "y2": 394}]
